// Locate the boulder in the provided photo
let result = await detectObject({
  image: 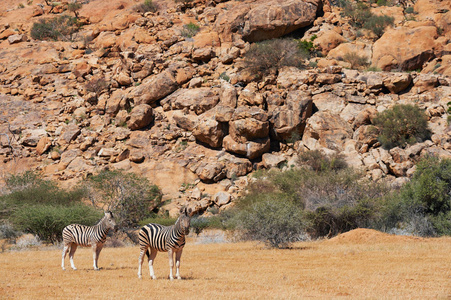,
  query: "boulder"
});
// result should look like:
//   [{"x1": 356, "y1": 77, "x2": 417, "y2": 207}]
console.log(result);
[
  {"x1": 241, "y1": 0, "x2": 321, "y2": 42},
  {"x1": 229, "y1": 118, "x2": 269, "y2": 143},
  {"x1": 161, "y1": 88, "x2": 220, "y2": 115},
  {"x1": 193, "y1": 114, "x2": 226, "y2": 148},
  {"x1": 383, "y1": 73, "x2": 412, "y2": 94},
  {"x1": 302, "y1": 111, "x2": 353, "y2": 151},
  {"x1": 372, "y1": 26, "x2": 438, "y2": 71},
  {"x1": 36, "y1": 136, "x2": 52, "y2": 155},
  {"x1": 270, "y1": 91, "x2": 313, "y2": 141},
  {"x1": 314, "y1": 30, "x2": 346, "y2": 55},
  {"x1": 196, "y1": 161, "x2": 226, "y2": 182},
  {"x1": 213, "y1": 192, "x2": 232, "y2": 207},
  {"x1": 223, "y1": 135, "x2": 270, "y2": 159},
  {"x1": 133, "y1": 69, "x2": 179, "y2": 105},
  {"x1": 127, "y1": 104, "x2": 153, "y2": 130},
  {"x1": 262, "y1": 153, "x2": 287, "y2": 169}
]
